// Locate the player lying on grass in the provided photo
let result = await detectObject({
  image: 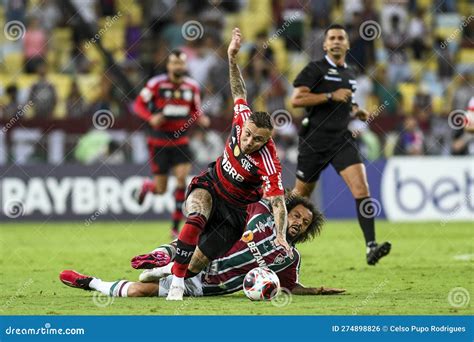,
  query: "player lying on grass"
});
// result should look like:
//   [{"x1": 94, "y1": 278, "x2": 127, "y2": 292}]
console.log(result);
[{"x1": 60, "y1": 195, "x2": 345, "y2": 297}]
